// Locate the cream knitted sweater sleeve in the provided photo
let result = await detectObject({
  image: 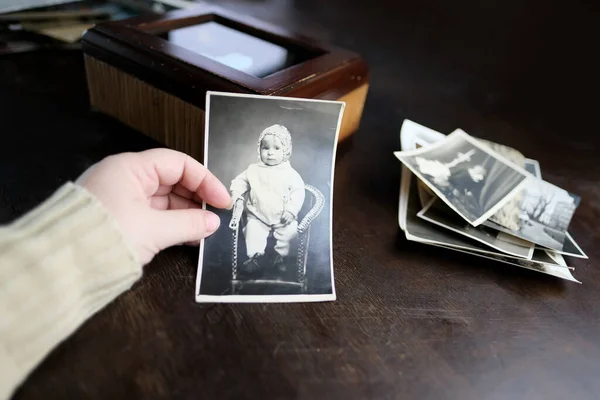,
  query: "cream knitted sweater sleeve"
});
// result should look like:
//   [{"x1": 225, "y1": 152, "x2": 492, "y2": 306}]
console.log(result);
[{"x1": 0, "y1": 182, "x2": 143, "y2": 400}]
